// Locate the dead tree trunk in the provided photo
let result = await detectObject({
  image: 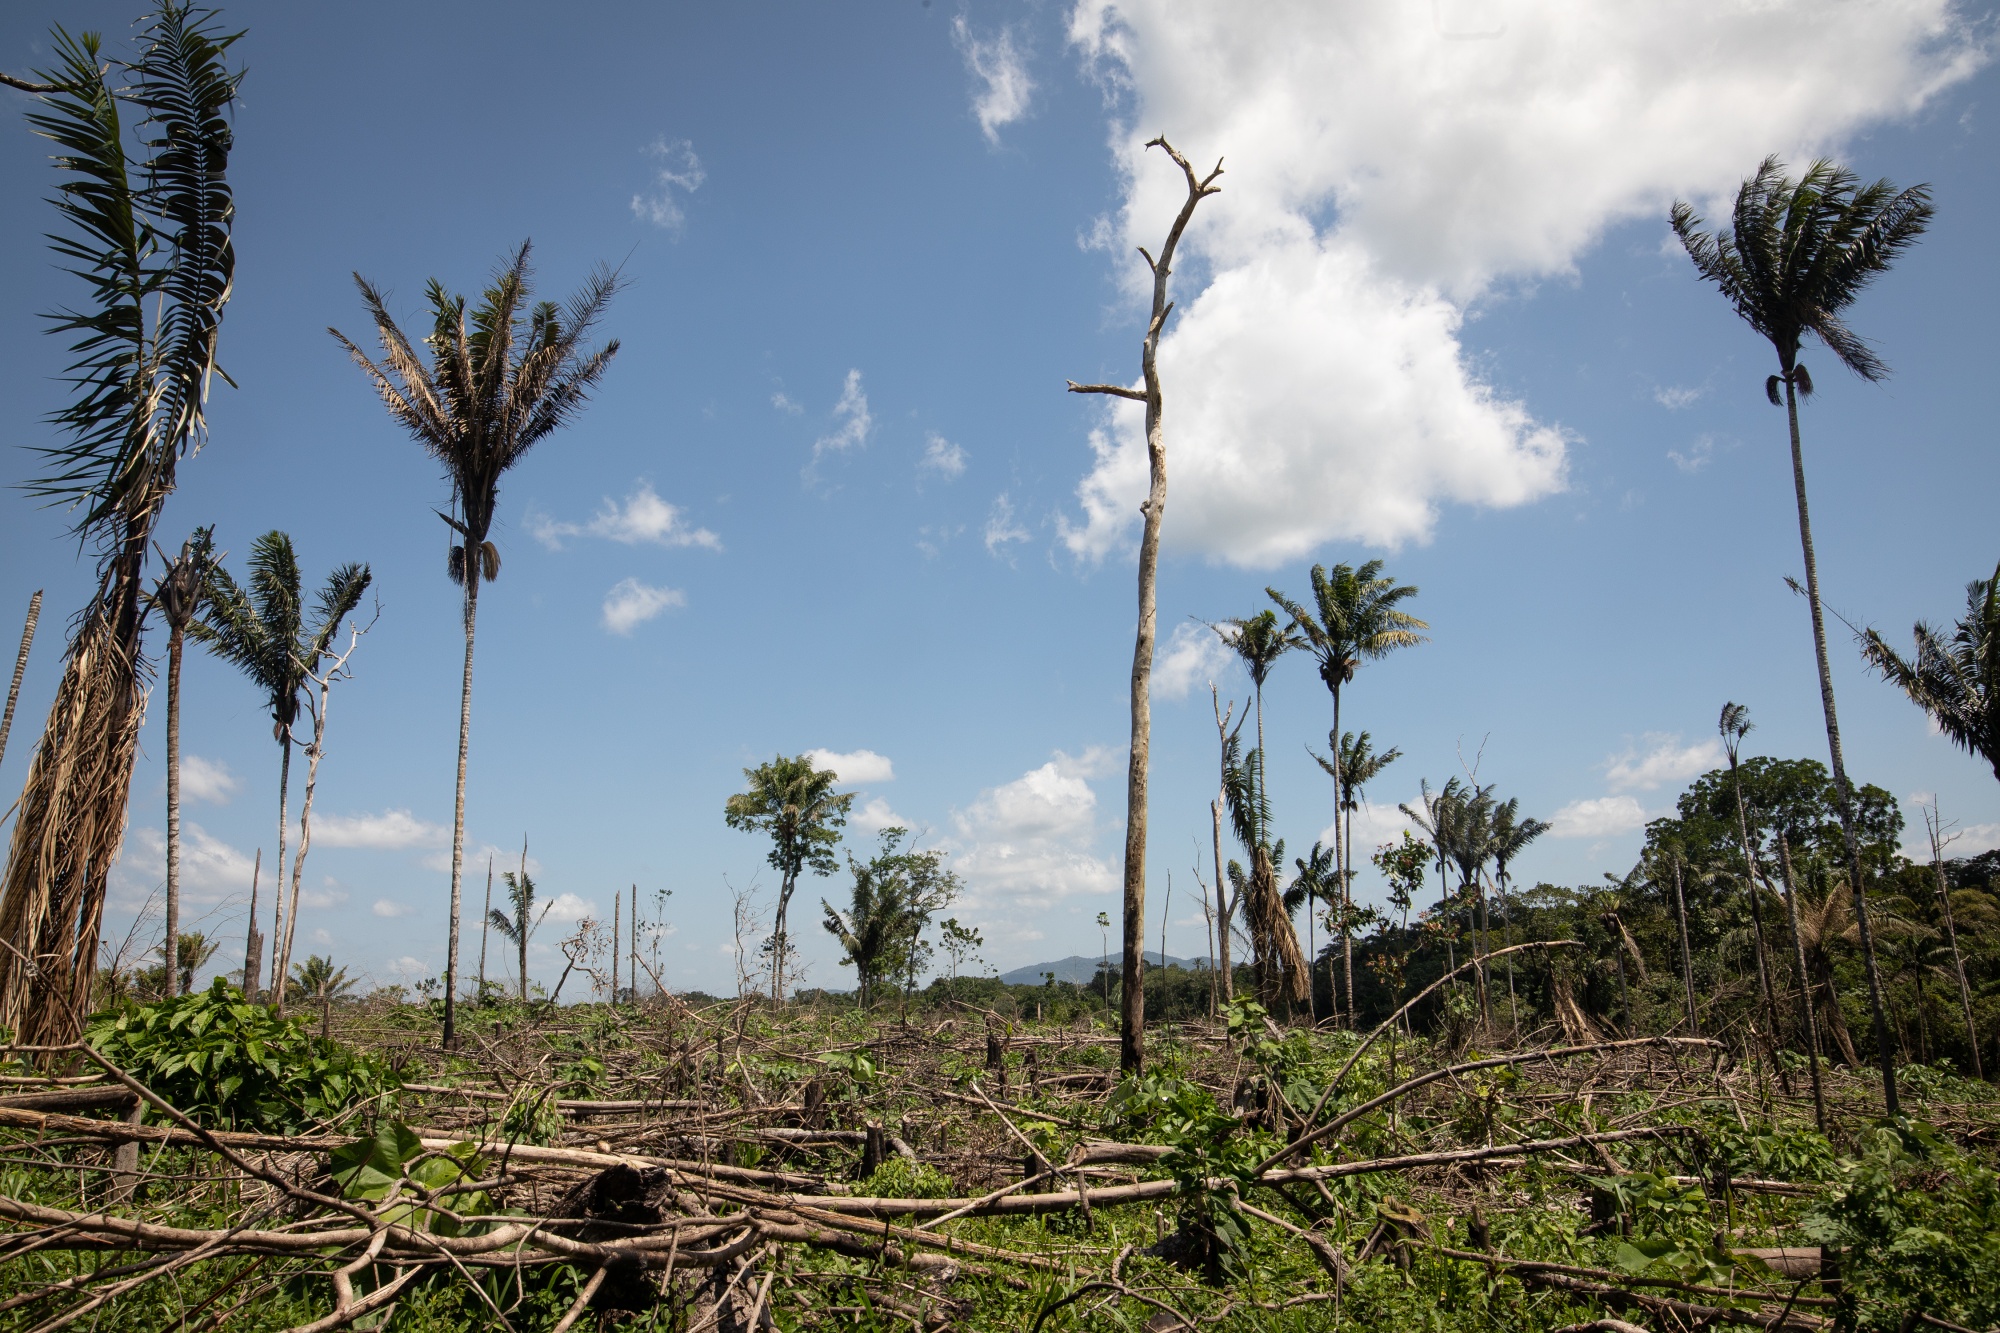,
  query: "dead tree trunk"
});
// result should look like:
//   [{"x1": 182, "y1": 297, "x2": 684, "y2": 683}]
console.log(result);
[{"x1": 1069, "y1": 139, "x2": 1222, "y2": 1073}]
